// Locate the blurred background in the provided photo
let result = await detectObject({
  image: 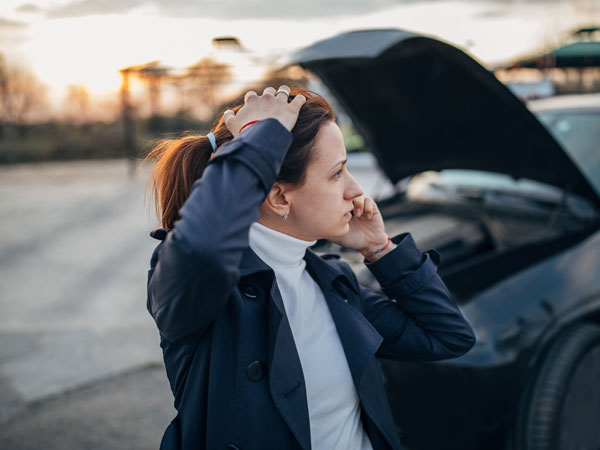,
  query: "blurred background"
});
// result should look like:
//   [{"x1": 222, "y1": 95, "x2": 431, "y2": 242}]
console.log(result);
[{"x1": 0, "y1": 0, "x2": 599, "y2": 449}]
